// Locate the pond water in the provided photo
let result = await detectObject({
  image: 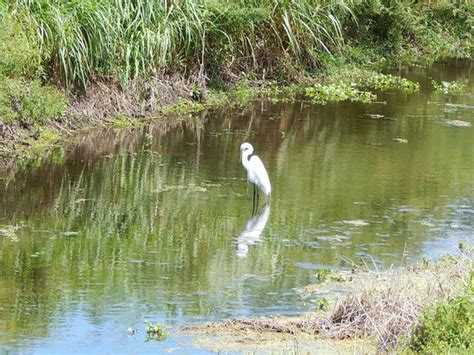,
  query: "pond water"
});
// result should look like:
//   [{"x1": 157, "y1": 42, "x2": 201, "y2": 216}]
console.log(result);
[{"x1": 0, "y1": 60, "x2": 473, "y2": 353}]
